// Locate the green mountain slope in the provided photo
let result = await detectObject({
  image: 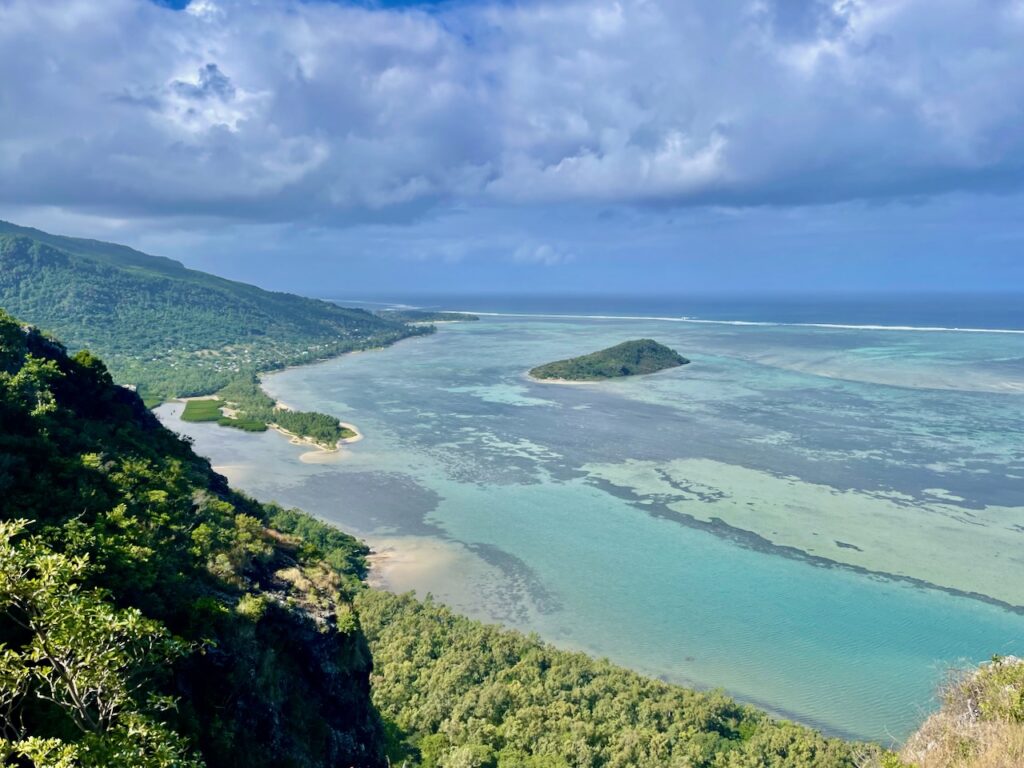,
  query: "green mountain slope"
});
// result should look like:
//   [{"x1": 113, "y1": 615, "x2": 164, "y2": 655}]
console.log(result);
[
  {"x1": 0, "y1": 310, "x2": 386, "y2": 767},
  {"x1": 0, "y1": 220, "x2": 426, "y2": 400},
  {"x1": 530, "y1": 338, "x2": 689, "y2": 381}
]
